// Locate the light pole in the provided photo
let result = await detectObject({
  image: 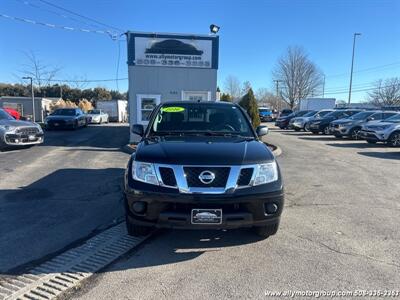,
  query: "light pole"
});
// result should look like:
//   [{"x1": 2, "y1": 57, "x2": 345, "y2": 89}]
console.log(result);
[
  {"x1": 348, "y1": 33, "x2": 361, "y2": 104},
  {"x1": 22, "y1": 76, "x2": 35, "y2": 121}
]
